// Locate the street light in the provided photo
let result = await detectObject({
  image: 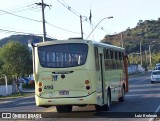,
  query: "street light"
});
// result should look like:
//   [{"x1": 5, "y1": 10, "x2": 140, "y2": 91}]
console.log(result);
[
  {"x1": 86, "y1": 16, "x2": 113, "y2": 40},
  {"x1": 149, "y1": 45, "x2": 151, "y2": 66},
  {"x1": 138, "y1": 33, "x2": 143, "y2": 66},
  {"x1": 149, "y1": 41, "x2": 155, "y2": 67},
  {"x1": 140, "y1": 40, "x2": 142, "y2": 65}
]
